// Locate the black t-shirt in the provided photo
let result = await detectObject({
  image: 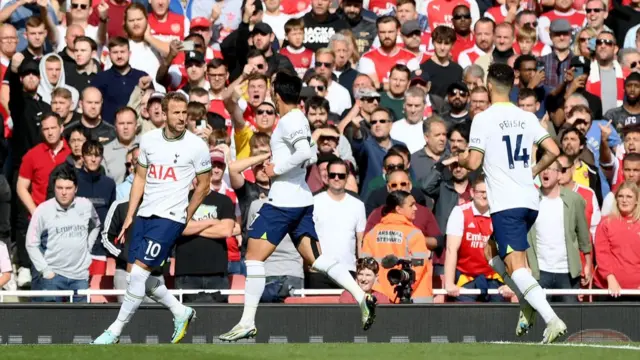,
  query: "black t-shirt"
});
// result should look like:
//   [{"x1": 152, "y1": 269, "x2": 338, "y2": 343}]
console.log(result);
[
  {"x1": 419, "y1": 59, "x2": 463, "y2": 99},
  {"x1": 175, "y1": 191, "x2": 235, "y2": 276},
  {"x1": 235, "y1": 180, "x2": 269, "y2": 231}
]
